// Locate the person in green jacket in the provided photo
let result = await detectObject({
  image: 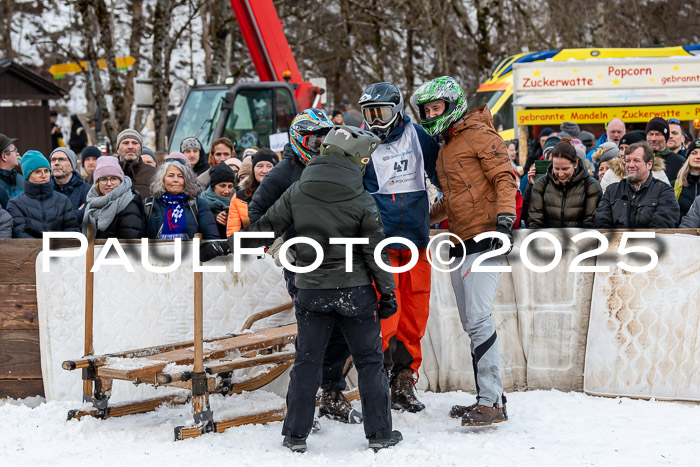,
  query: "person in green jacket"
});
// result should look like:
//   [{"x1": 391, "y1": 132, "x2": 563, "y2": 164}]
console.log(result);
[{"x1": 201, "y1": 126, "x2": 402, "y2": 453}]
